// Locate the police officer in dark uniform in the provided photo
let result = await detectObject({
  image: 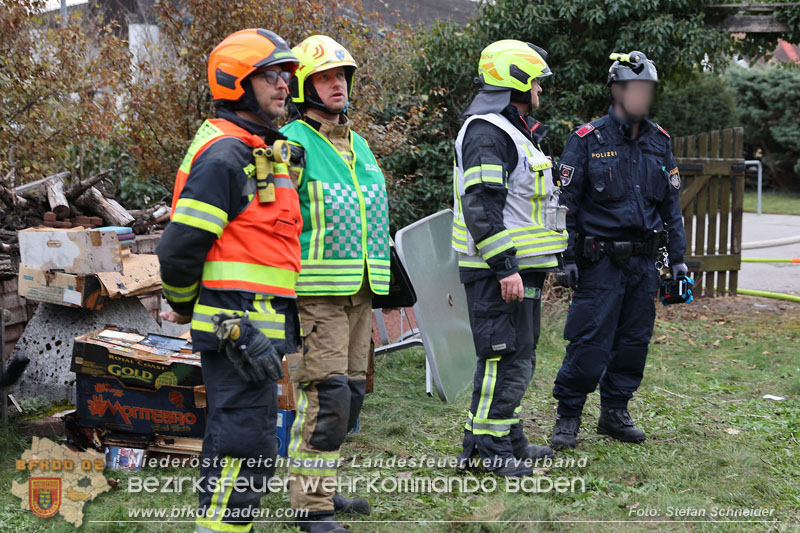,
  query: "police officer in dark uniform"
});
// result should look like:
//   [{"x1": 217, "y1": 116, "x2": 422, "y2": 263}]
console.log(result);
[{"x1": 550, "y1": 51, "x2": 688, "y2": 449}]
